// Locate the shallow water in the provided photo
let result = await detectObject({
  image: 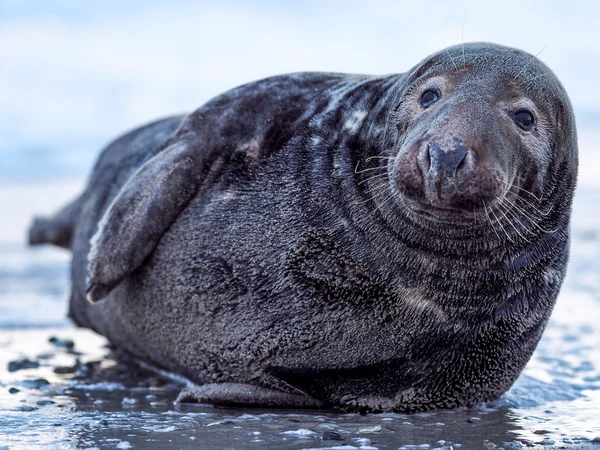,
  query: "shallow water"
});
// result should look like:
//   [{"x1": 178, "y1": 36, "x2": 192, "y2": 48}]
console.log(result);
[{"x1": 0, "y1": 181, "x2": 599, "y2": 449}]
